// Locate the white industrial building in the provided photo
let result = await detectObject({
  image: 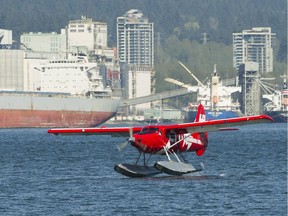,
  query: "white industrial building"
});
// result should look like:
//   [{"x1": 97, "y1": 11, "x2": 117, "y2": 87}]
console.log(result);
[
  {"x1": 20, "y1": 16, "x2": 108, "y2": 55},
  {"x1": 127, "y1": 65, "x2": 154, "y2": 111},
  {"x1": 20, "y1": 31, "x2": 66, "y2": 53},
  {"x1": 0, "y1": 49, "x2": 25, "y2": 91},
  {"x1": 67, "y1": 16, "x2": 108, "y2": 53},
  {"x1": 233, "y1": 27, "x2": 275, "y2": 73},
  {"x1": 0, "y1": 29, "x2": 12, "y2": 47}
]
